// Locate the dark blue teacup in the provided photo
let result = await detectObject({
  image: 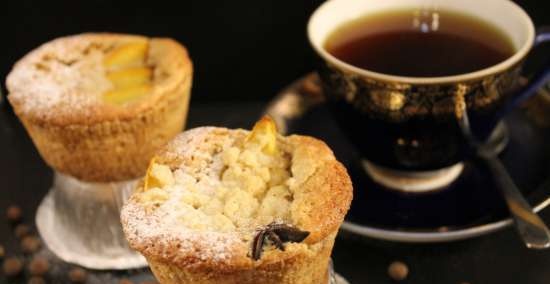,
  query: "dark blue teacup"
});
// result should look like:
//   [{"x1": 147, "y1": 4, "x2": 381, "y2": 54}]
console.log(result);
[{"x1": 308, "y1": 0, "x2": 550, "y2": 192}]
